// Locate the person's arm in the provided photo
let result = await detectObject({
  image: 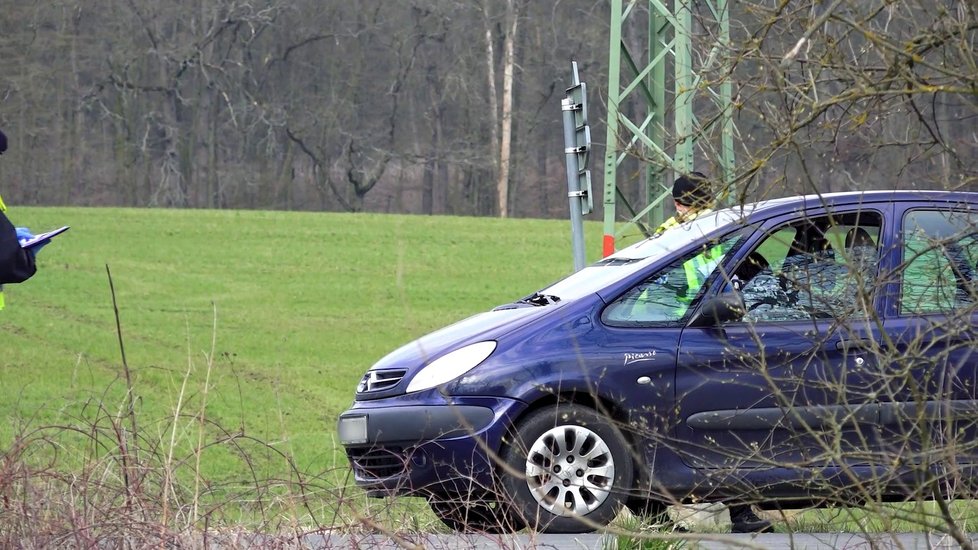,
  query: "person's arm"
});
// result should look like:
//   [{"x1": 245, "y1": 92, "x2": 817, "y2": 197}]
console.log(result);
[{"x1": 0, "y1": 210, "x2": 36, "y2": 284}]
